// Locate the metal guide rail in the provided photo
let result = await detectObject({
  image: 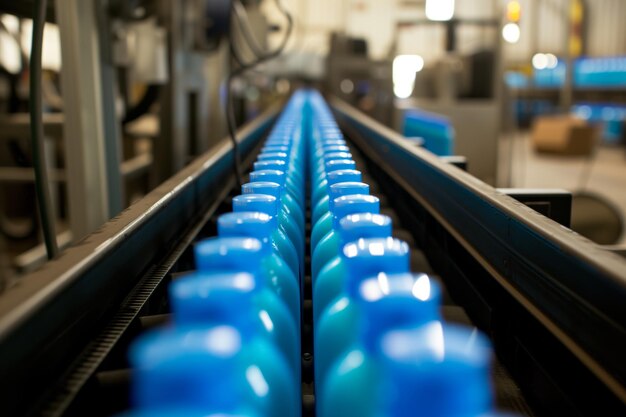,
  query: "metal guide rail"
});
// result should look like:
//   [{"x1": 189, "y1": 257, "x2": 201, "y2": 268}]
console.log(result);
[
  {"x1": 330, "y1": 97, "x2": 626, "y2": 416},
  {"x1": 0, "y1": 104, "x2": 281, "y2": 417}
]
